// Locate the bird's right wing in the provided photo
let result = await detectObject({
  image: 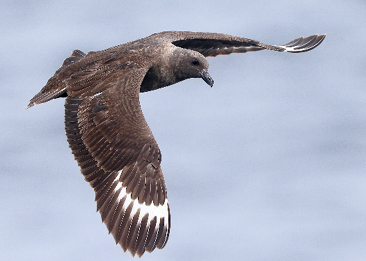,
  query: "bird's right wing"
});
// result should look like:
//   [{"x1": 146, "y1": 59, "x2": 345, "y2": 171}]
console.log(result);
[{"x1": 65, "y1": 68, "x2": 170, "y2": 257}]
